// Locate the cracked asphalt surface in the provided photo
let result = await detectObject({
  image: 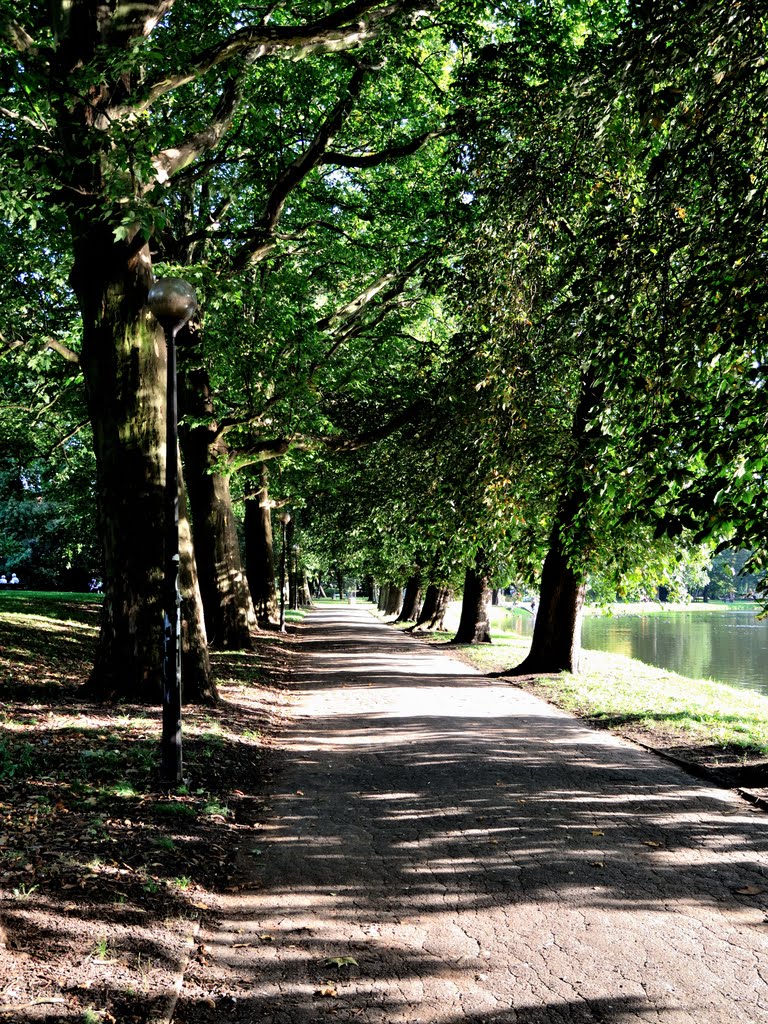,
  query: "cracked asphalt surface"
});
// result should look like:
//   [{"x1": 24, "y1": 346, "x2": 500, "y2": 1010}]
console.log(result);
[{"x1": 175, "y1": 605, "x2": 768, "y2": 1023}]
